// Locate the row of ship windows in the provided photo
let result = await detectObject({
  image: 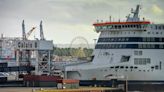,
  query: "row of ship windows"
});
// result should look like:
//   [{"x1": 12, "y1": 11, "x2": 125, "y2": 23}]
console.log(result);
[
  {"x1": 103, "y1": 65, "x2": 161, "y2": 72},
  {"x1": 101, "y1": 31, "x2": 163, "y2": 35},
  {"x1": 98, "y1": 37, "x2": 164, "y2": 42},
  {"x1": 106, "y1": 66, "x2": 159, "y2": 72},
  {"x1": 134, "y1": 51, "x2": 142, "y2": 55},
  {"x1": 95, "y1": 44, "x2": 164, "y2": 49},
  {"x1": 109, "y1": 66, "x2": 159, "y2": 70},
  {"x1": 154, "y1": 25, "x2": 164, "y2": 30},
  {"x1": 96, "y1": 25, "x2": 164, "y2": 30},
  {"x1": 110, "y1": 66, "x2": 138, "y2": 69},
  {"x1": 134, "y1": 58, "x2": 151, "y2": 65},
  {"x1": 96, "y1": 24, "x2": 147, "y2": 30}
]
